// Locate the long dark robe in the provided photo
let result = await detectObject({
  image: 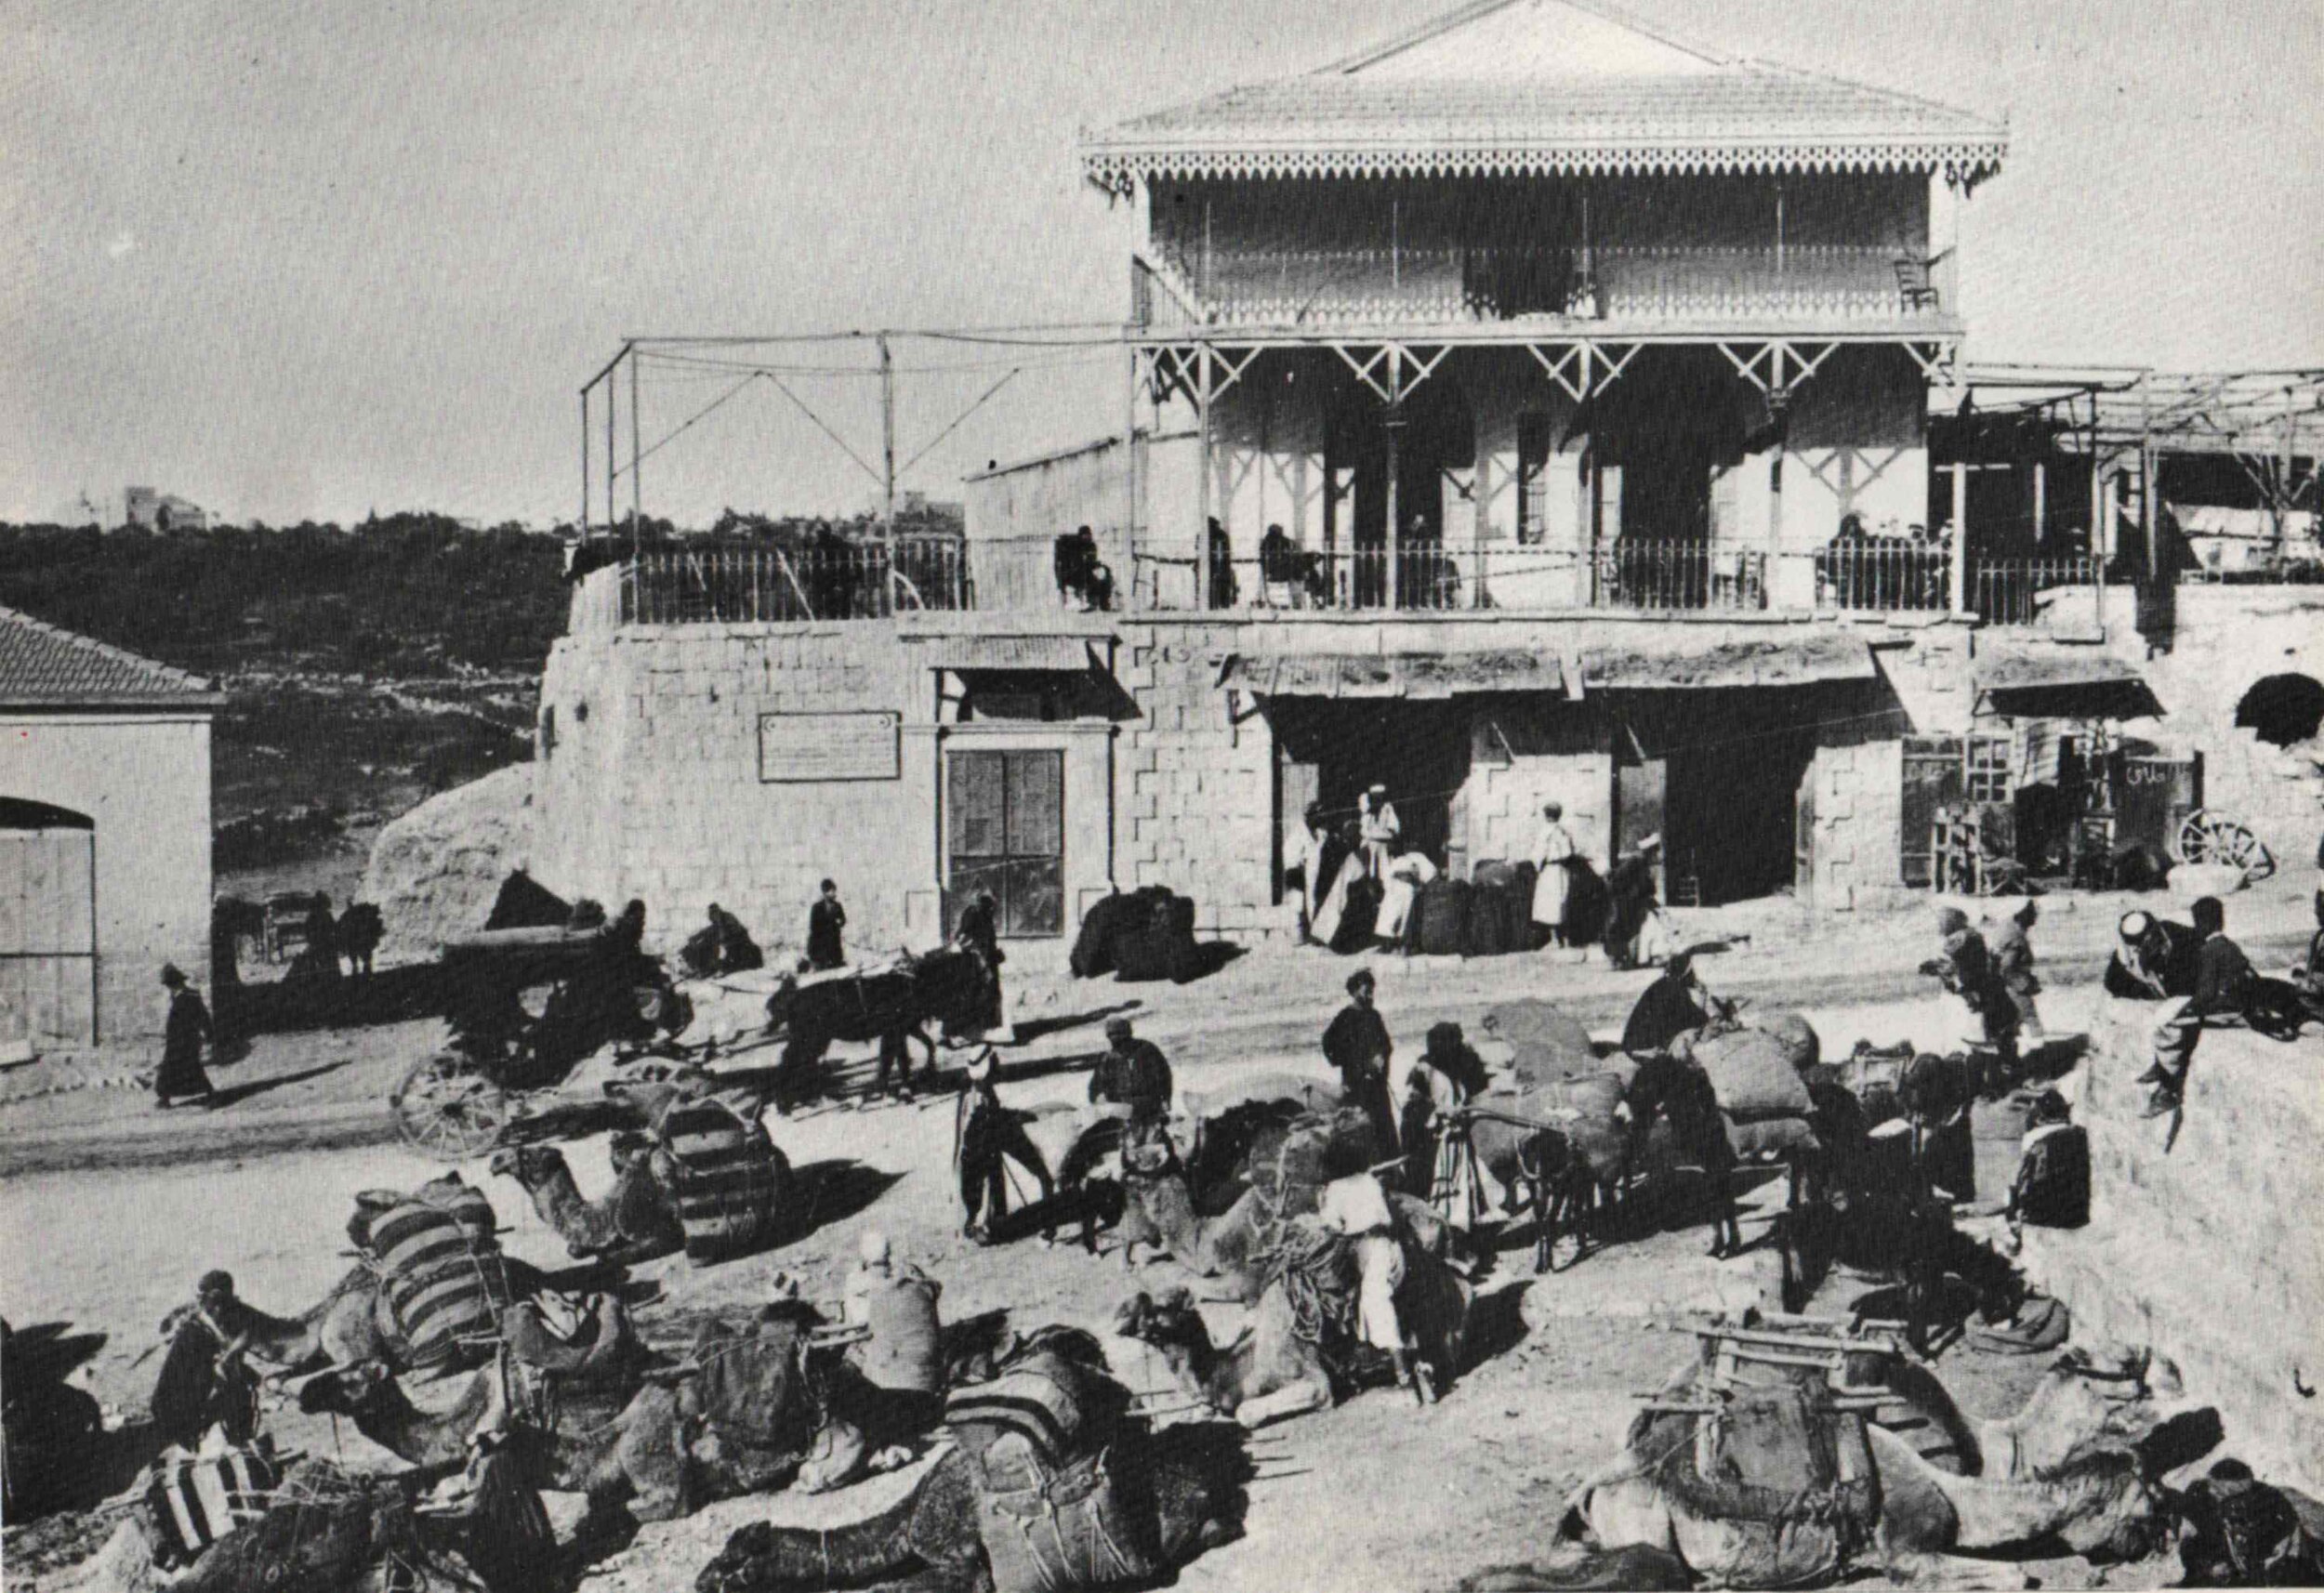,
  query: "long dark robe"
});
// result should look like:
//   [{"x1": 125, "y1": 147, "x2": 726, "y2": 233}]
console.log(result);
[
  {"x1": 1604, "y1": 855, "x2": 1657, "y2": 967},
  {"x1": 805, "y1": 899, "x2": 846, "y2": 970},
  {"x1": 1323, "y1": 1002, "x2": 1397, "y2": 1154},
  {"x1": 156, "y1": 988, "x2": 214, "y2": 1101}
]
